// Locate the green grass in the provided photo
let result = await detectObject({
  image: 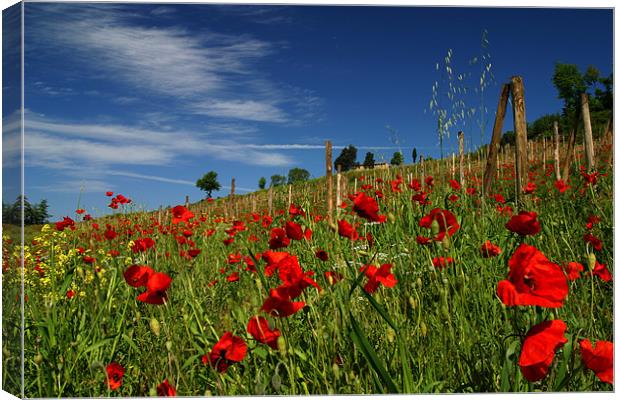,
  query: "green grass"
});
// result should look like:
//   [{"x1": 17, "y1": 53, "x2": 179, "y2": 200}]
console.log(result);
[{"x1": 2, "y1": 146, "x2": 613, "y2": 396}]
